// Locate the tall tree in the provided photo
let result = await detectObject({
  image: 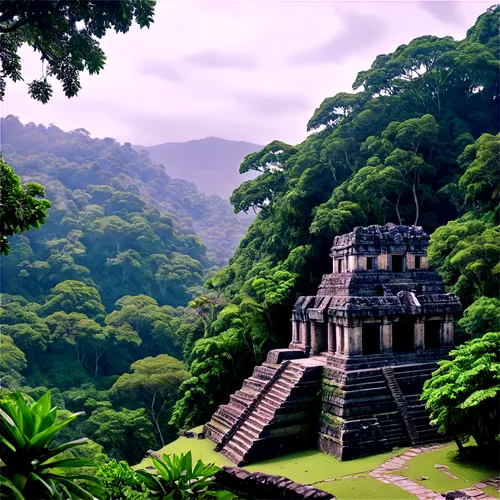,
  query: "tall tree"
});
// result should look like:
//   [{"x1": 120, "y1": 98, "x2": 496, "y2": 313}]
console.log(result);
[
  {"x1": 111, "y1": 354, "x2": 190, "y2": 447},
  {"x1": 422, "y1": 332, "x2": 500, "y2": 452}
]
